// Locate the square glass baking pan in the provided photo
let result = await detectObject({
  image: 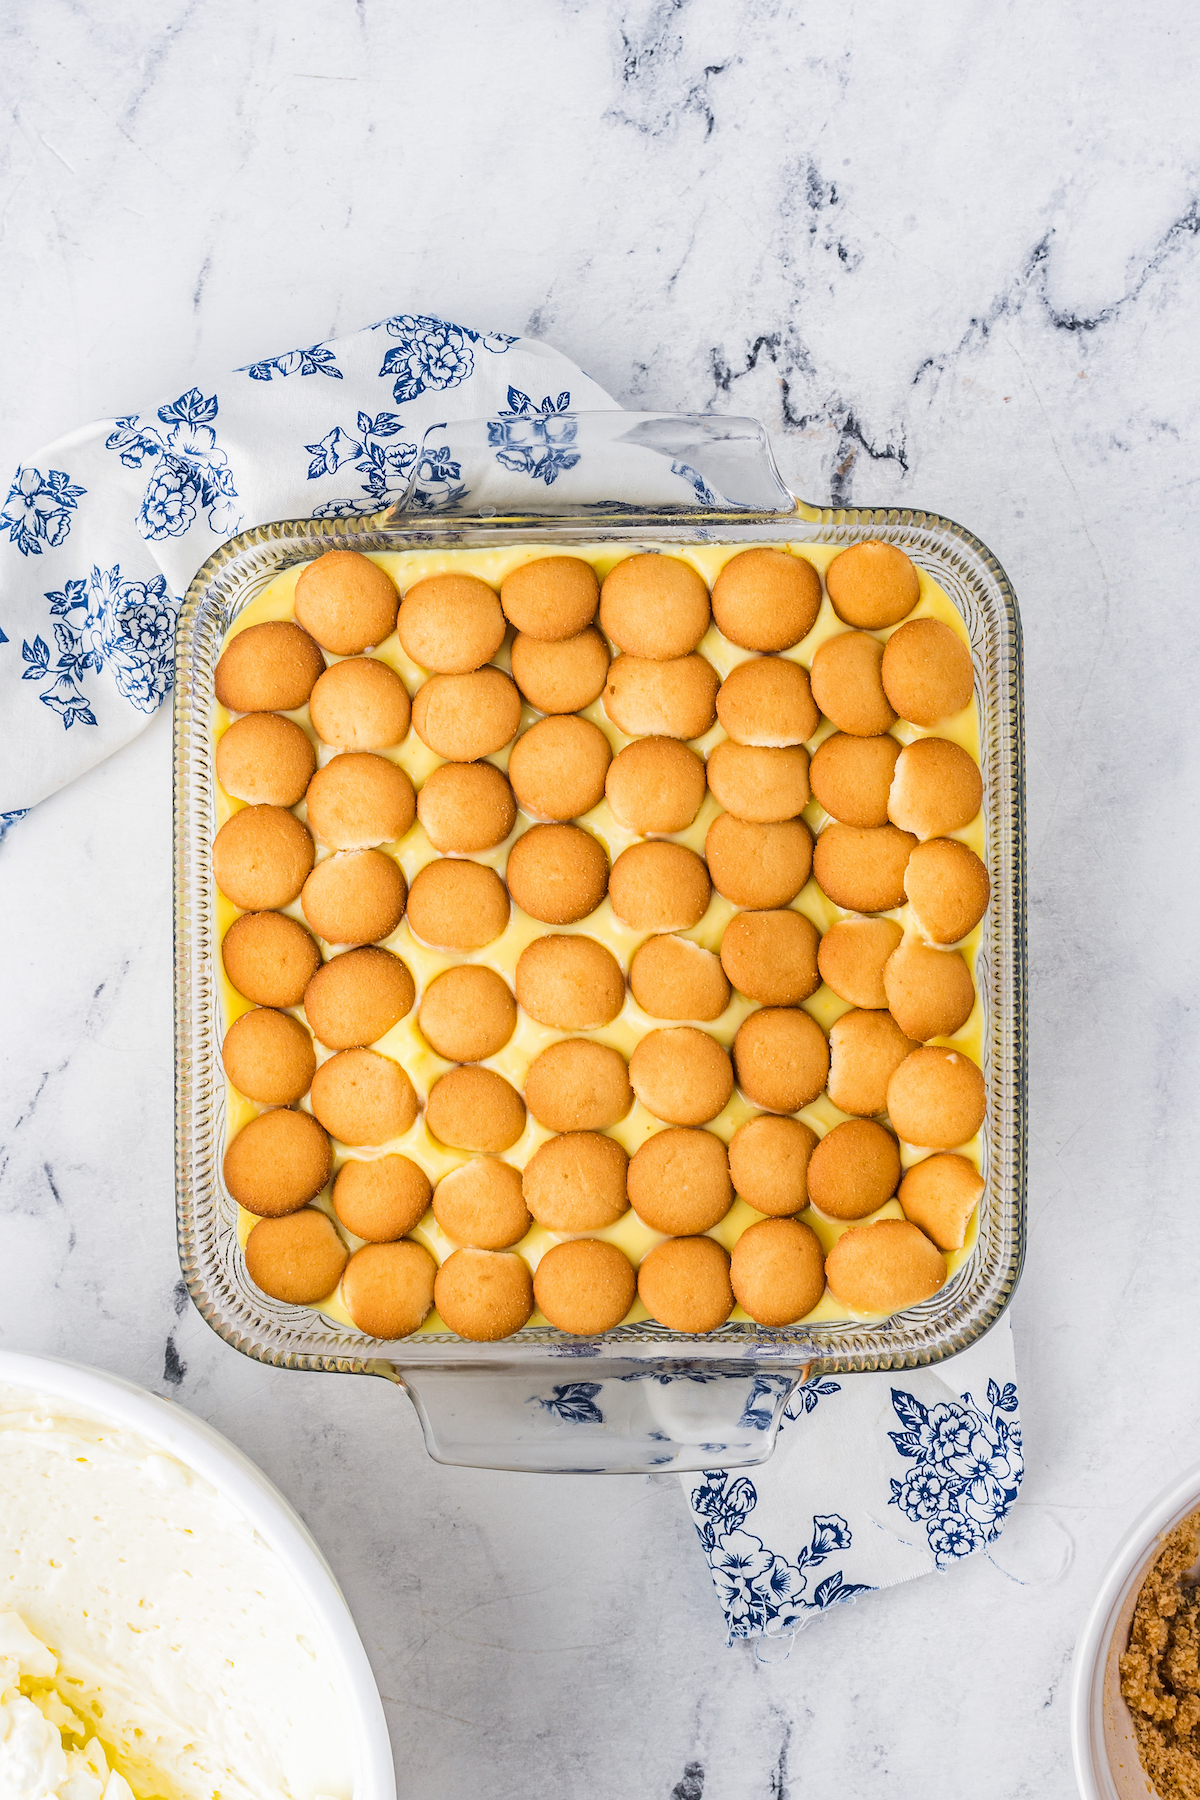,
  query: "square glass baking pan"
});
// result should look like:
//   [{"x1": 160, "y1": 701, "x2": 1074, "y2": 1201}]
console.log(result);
[{"x1": 174, "y1": 412, "x2": 1025, "y2": 1474}]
